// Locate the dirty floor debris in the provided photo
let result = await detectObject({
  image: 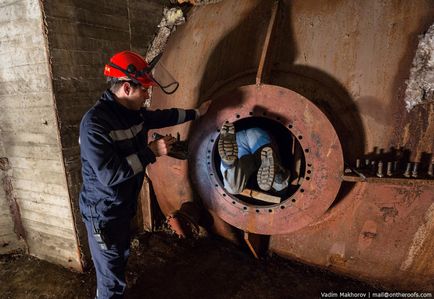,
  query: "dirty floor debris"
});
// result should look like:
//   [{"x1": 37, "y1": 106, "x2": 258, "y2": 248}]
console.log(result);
[{"x1": 0, "y1": 232, "x2": 382, "y2": 299}]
